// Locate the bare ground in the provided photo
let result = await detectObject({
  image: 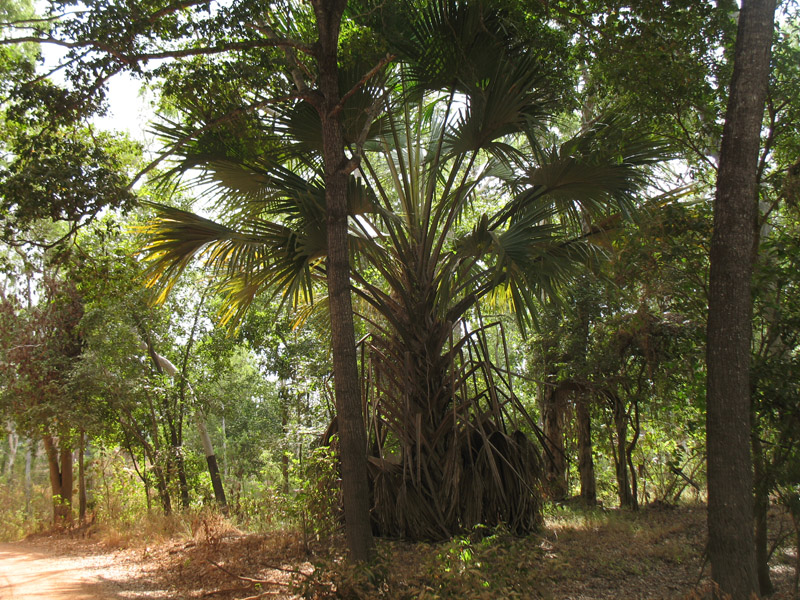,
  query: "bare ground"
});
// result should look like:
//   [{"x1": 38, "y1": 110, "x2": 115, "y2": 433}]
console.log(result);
[{"x1": 0, "y1": 504, "x2": 797, "y2": 599}]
